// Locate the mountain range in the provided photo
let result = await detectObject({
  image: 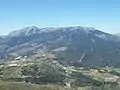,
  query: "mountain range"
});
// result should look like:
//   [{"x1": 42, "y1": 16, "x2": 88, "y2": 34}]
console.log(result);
[{"x1": 0, "y1": 26, "x2": 120, "y2": 67}]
